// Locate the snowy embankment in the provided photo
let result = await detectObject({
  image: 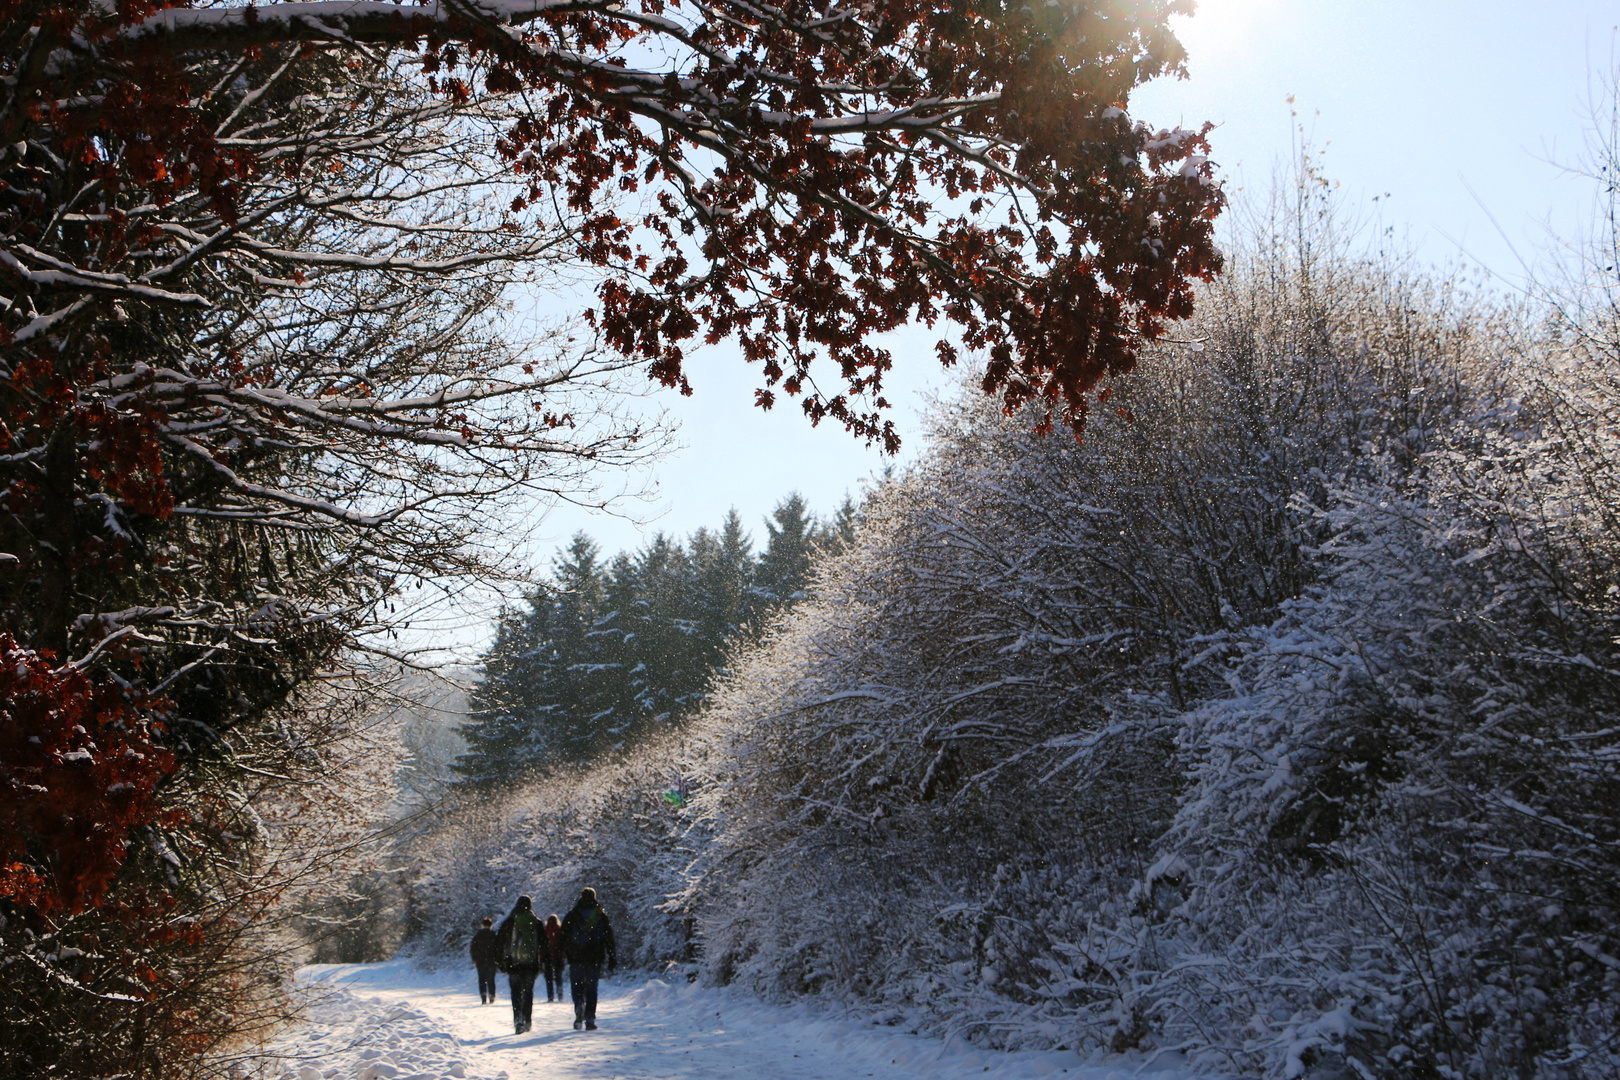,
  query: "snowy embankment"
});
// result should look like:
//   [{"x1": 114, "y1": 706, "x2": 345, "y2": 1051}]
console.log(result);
[{"x1": 264, "y1": 961, "x2": 1211, "y2": 1080}]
